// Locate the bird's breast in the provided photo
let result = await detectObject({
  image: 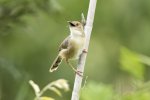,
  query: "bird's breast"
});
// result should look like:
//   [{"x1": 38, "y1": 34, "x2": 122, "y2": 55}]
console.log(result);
[
  {"x1": 66, "y1": 37, "x2": 85, "y2": 60},
  {"x1": 59, "y1": 36, "x2": 85, "y2": 60}
]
